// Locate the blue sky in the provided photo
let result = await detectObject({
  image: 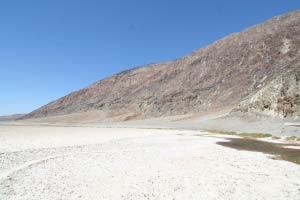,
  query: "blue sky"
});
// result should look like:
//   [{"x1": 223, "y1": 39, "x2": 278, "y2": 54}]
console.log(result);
[{"x1": 0, "y1": 0, "x2": 299, "y2": 115}]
